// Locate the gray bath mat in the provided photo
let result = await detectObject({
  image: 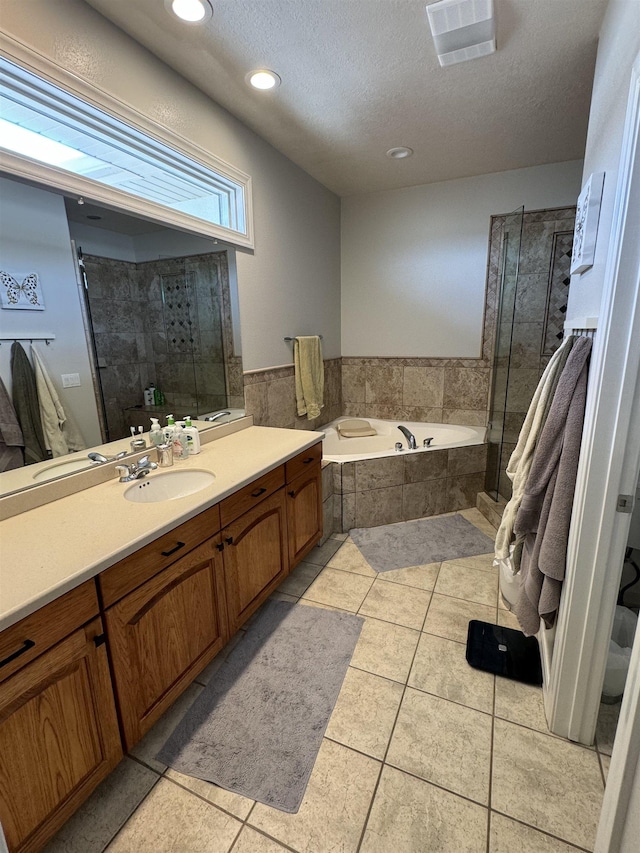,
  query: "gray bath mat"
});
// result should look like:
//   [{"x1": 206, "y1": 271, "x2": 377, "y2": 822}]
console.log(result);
[
  {"x1": 157, "y1": 599, "x2": 363, "y2": 813},
  {"x1": 350, "y1": 514, "x2": 494, "y2": 572}
]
